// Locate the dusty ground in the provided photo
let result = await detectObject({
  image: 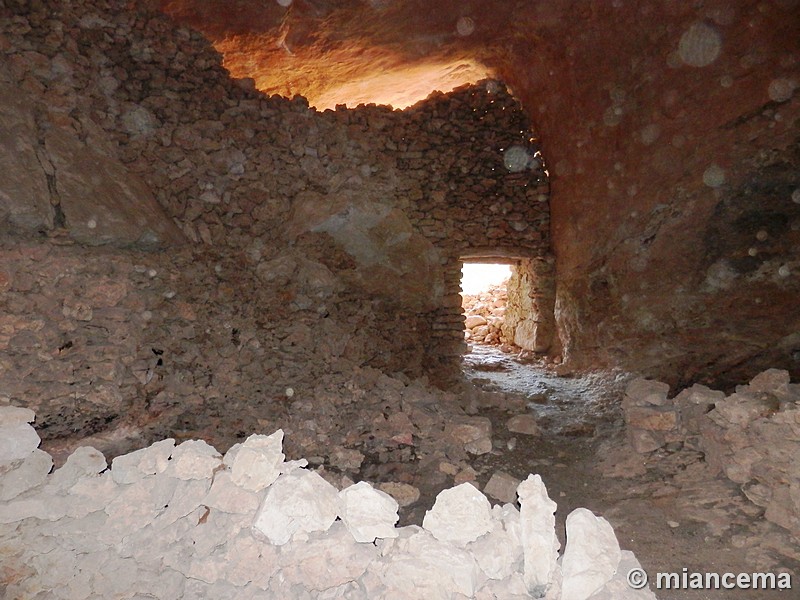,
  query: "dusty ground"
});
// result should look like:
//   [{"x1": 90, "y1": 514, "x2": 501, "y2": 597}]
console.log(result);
[{"x1": 457, "y1": 345, "x2": 798, "y2": 600}]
